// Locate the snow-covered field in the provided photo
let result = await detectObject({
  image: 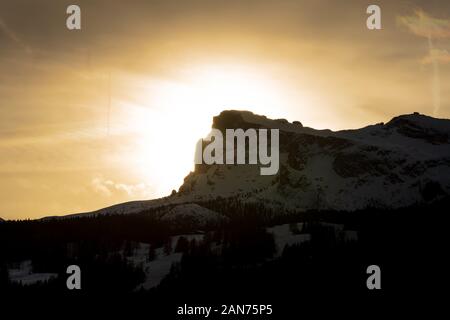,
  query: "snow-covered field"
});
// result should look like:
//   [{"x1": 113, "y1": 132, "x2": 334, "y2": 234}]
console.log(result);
[
  {"x1": 8, "y1": 260, "x2": 57, "y2": 285},
  {"x1": 130, "y1": 234, "x2": 204, "y2": 290},
  {"x1": 7, "y1": 222, "x2": 357, "y2": 290},
  {"x1": 128, "y1": 222, "x2": 358, "y2": 289},
  {"x1": 267, "y1": 223, "x2": 311, "y2": 257},
  {"x1": 267, "y1": 222, "x2": 358, "y2": 257}
]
